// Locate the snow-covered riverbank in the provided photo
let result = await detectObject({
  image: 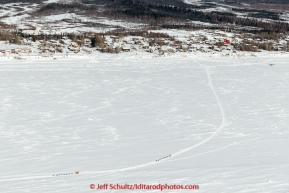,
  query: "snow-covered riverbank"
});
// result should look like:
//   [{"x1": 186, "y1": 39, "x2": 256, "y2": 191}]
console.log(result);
[{"x1": 1, "y1": 49, "x2": 289, "y2": 61}]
